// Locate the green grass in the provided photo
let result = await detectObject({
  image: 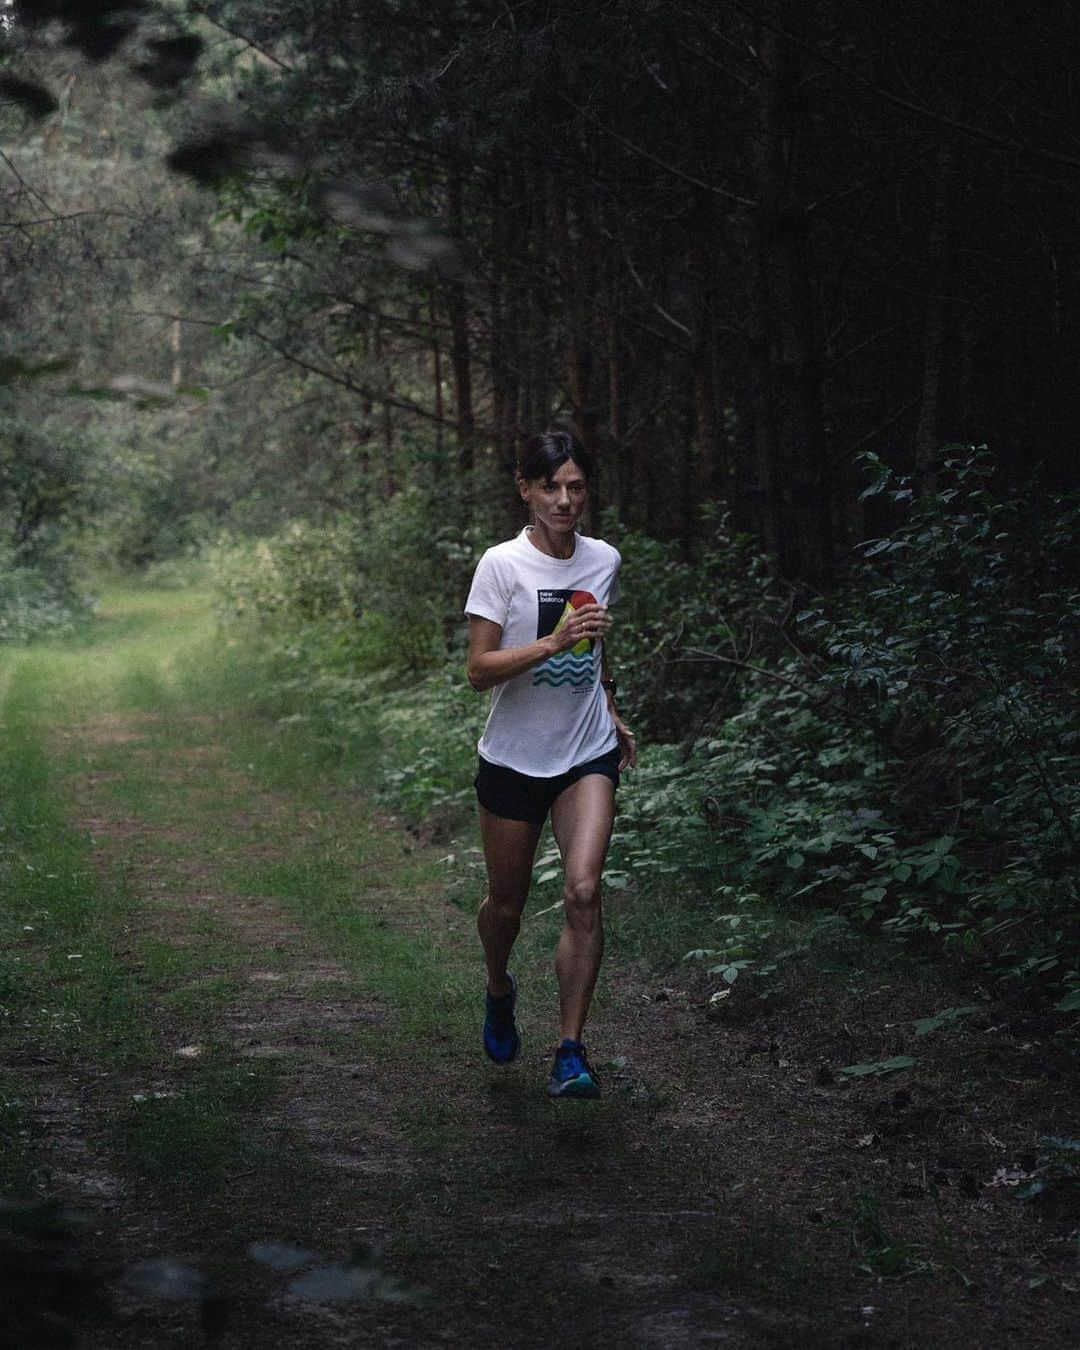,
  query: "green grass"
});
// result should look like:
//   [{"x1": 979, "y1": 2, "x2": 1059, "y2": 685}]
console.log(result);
[
  {"x1": 0, "y1": 662, "x2": 156, "y2": 1066},
  {"x1": 1, "y1": 585, "x2": 508, "y2": 1250},
  {"x1": 112, "y1": 1059, "x2": 284, "y2": 1193},
  {"x1": 688, "y1": 1214, "x2": 829, "y2": 1303},
  {"x1": 0, "y1": 1073, "x2": 37, "y2": 1195},
  {"x1": 0, "y1": 591, "x2": 317, "y2": 1208}
]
